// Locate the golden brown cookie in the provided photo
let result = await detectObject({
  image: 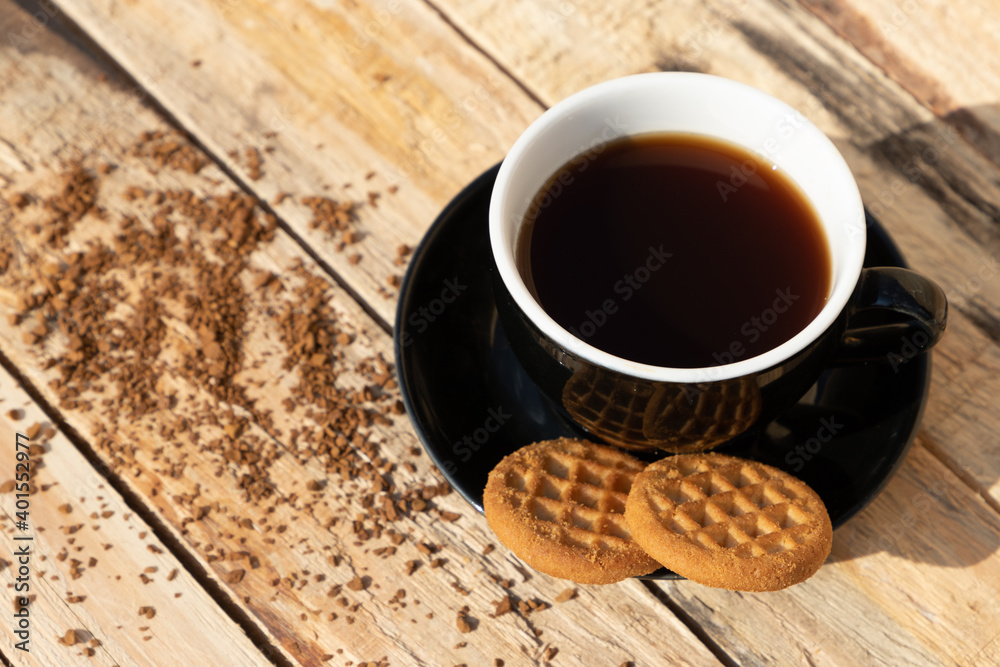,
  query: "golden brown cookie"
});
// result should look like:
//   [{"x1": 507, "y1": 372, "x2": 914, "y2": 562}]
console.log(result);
[
  {"x1": 483, "y1": 438, "x2": 660, "y2": 584},
  {"x1": 625, "y1": 453, "x2": 832, "y2": 591}
]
